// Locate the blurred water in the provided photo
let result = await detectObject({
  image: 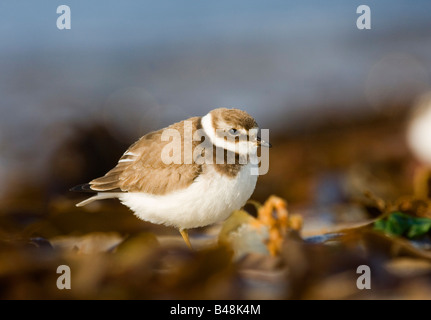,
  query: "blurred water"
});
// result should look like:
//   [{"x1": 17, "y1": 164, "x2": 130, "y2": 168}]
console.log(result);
[{"x1": 0, "y1": 0, "x2": 430, "y2": 194}]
